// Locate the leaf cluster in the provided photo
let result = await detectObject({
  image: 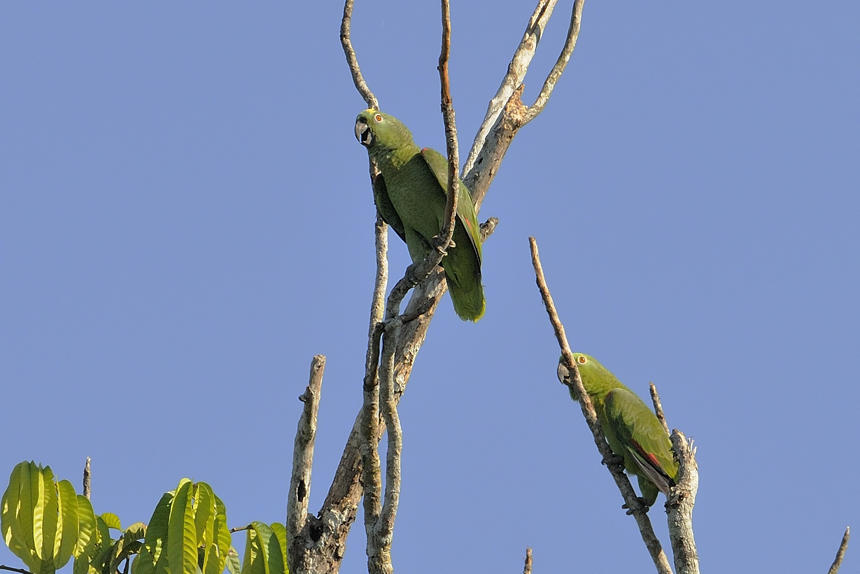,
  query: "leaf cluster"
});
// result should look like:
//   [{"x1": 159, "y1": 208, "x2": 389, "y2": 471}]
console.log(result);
[{"x1": 1, "y1": 462, "x2": 287, "y2": 574}]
